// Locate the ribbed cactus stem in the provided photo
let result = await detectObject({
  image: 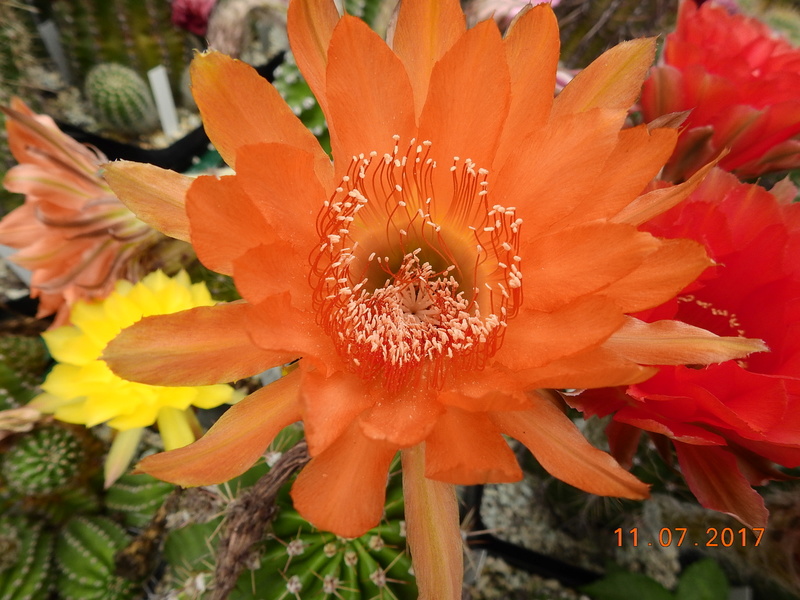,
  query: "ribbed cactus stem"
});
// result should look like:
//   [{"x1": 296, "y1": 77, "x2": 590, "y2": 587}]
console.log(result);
[{"x1": 84, "y1": 62, "x2": 159, "y2": 135}]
